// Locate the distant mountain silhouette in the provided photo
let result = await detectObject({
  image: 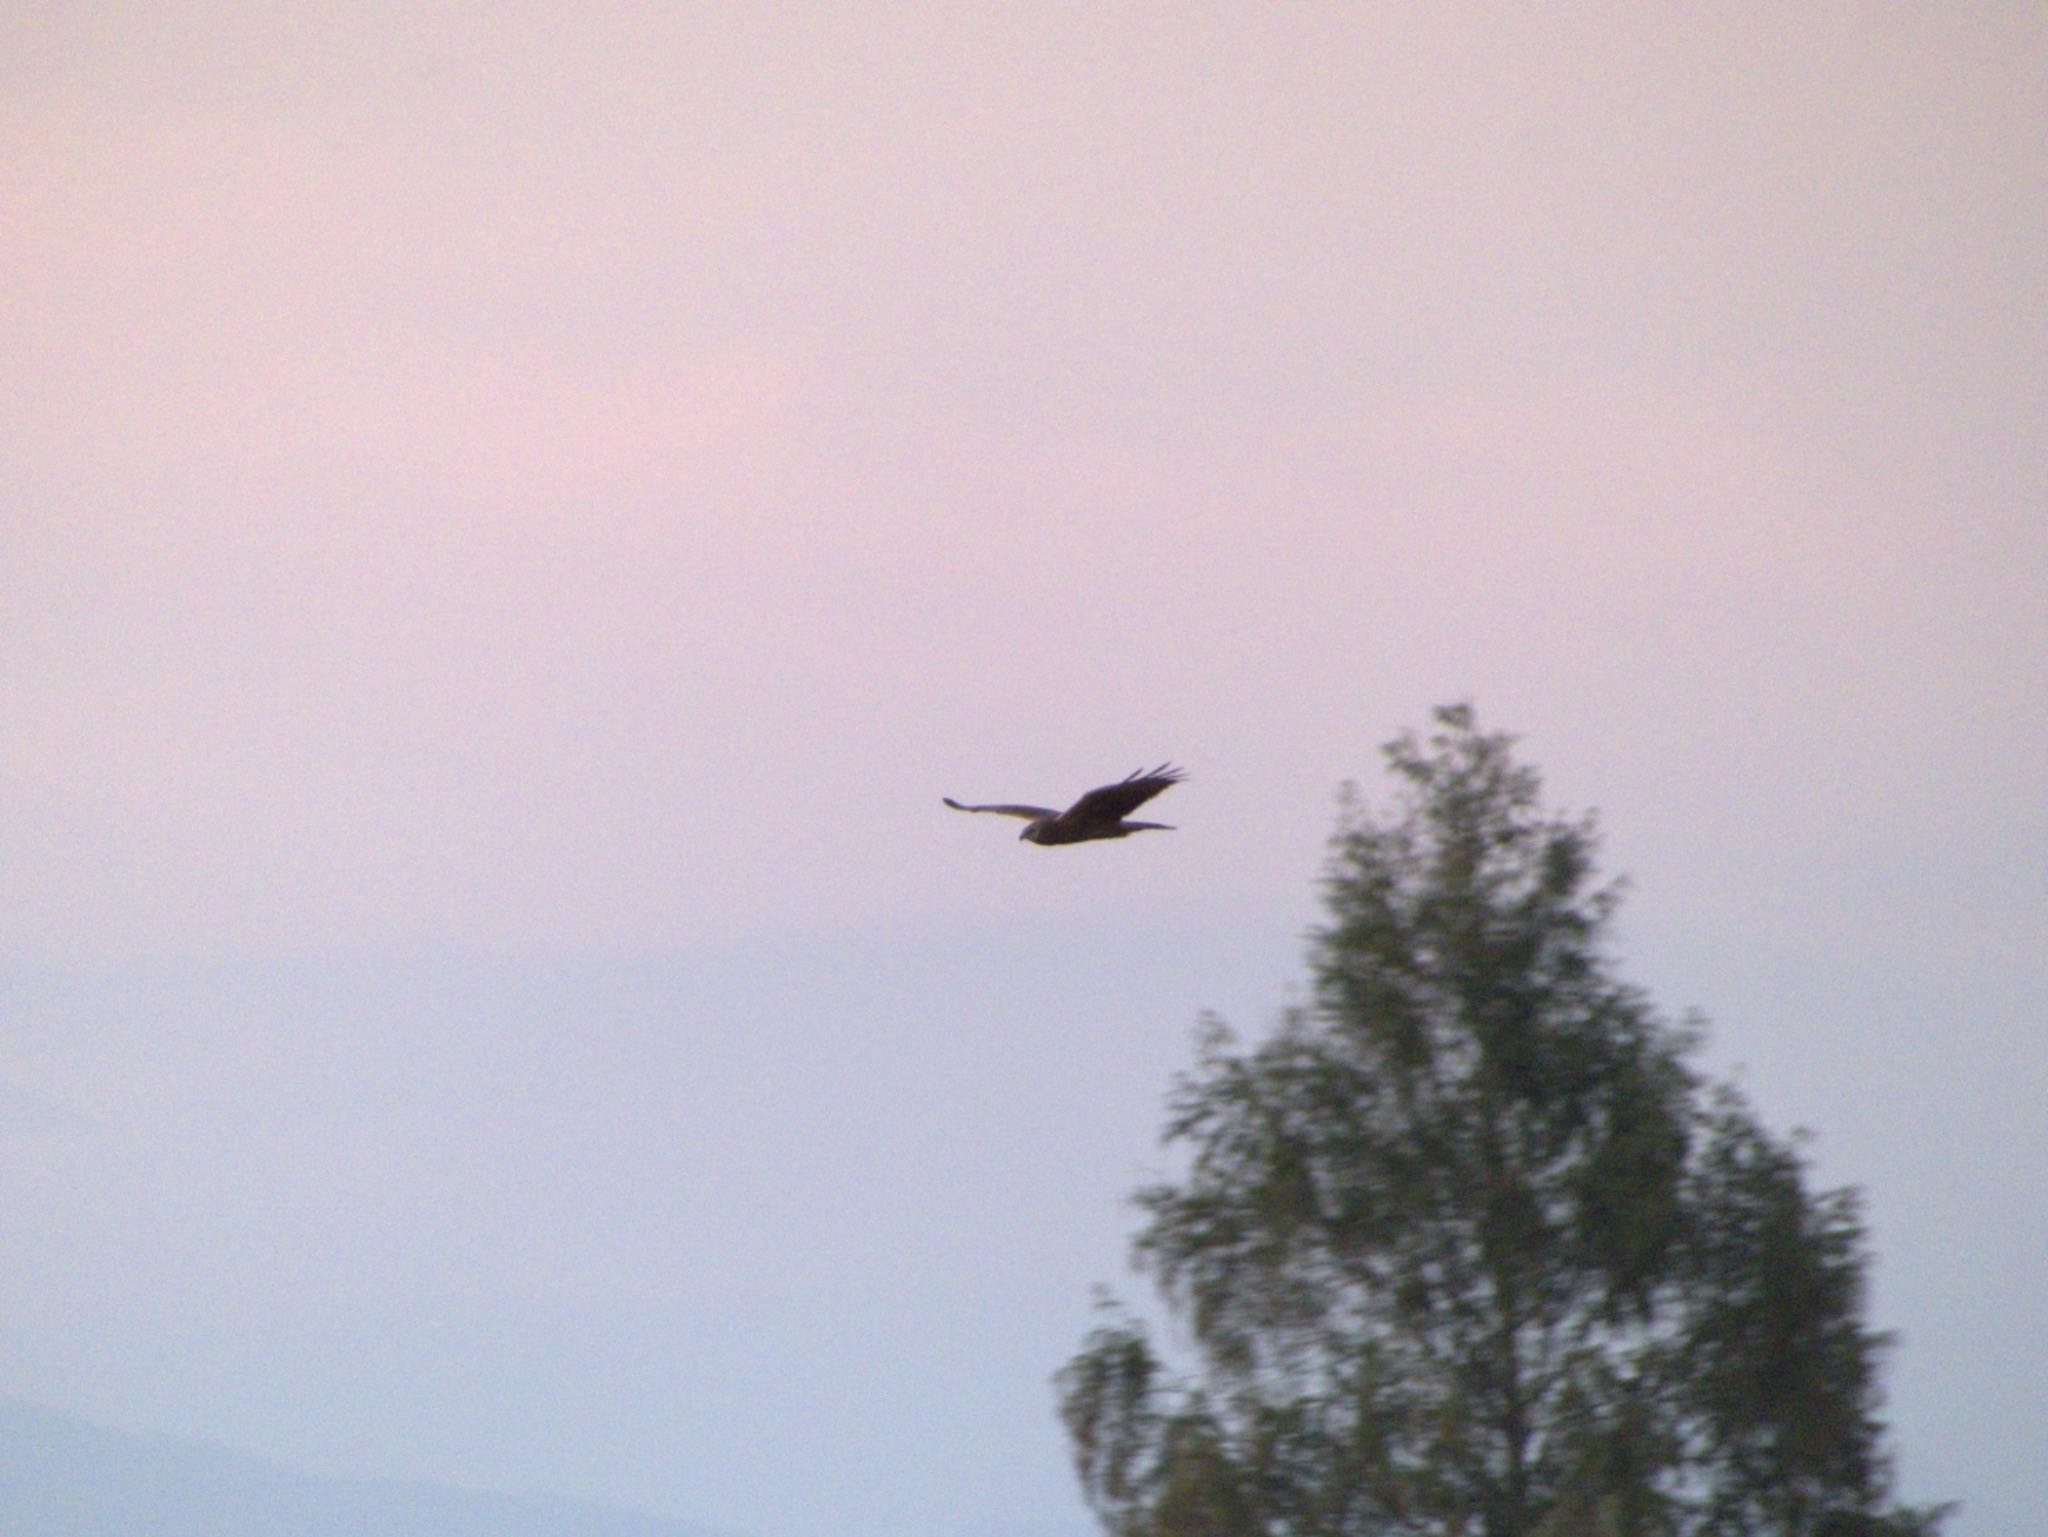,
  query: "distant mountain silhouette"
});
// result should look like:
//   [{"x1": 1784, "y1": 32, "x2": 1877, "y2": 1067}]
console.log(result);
[{"x1": 0, "y1": 1400, "x2": 742, "y2": 1537}]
